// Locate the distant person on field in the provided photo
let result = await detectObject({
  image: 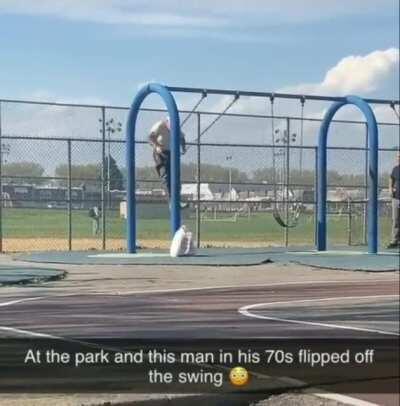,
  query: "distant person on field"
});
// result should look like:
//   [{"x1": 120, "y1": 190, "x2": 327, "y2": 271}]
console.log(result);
[
  {"x1": 387, "y1": 152, "x2": 400, "y2": 248},
  {"x1": 89, "y1": 205, "x2": 101, "y2": 236},
  {"x1": 149, "y1": 117, "x2": 188, "y2": 208}
]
